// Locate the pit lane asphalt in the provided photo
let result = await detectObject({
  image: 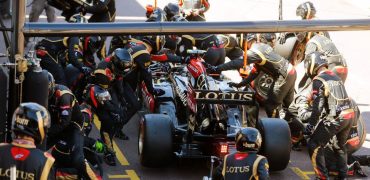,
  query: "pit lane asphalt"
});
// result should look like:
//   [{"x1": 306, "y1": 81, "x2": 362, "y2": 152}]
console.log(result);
[{"x1": 1, "y1": 0, "x2": 370, "y2": 179}]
